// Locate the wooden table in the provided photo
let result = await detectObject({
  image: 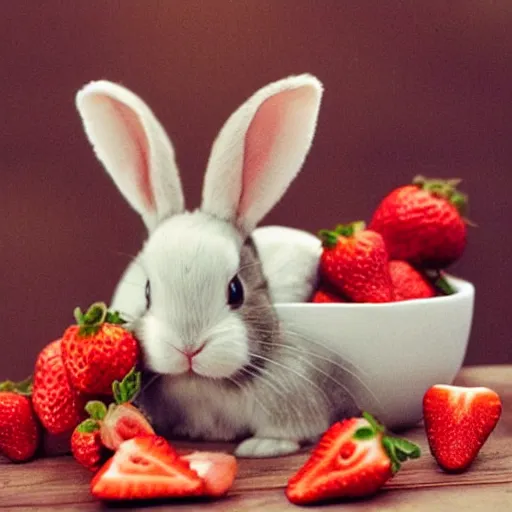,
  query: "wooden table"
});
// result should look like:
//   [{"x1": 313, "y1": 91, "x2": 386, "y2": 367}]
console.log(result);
[{"x1": 1, "y1": 365, "x2": 511, "y2": 511}]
